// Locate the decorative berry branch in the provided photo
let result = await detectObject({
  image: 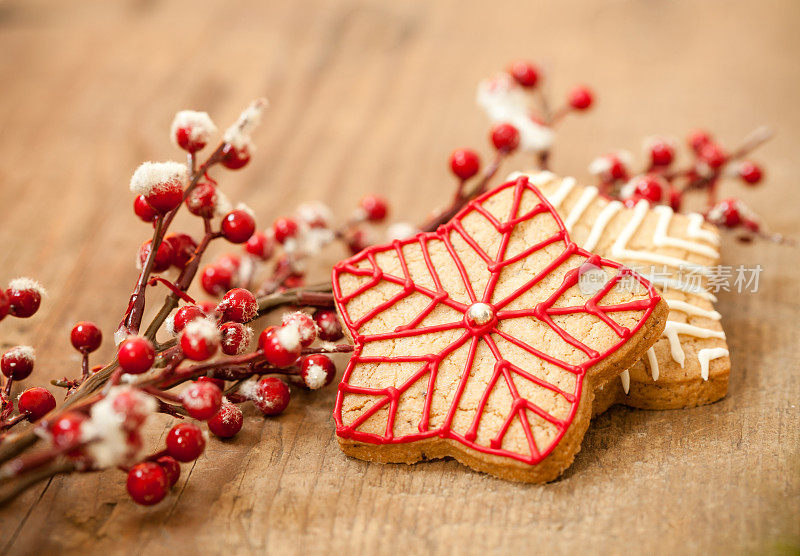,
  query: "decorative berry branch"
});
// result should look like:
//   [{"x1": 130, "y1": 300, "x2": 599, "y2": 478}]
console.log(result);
[{"x1": 0, "y1": 59, "x2": 791, "y2": 508}]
